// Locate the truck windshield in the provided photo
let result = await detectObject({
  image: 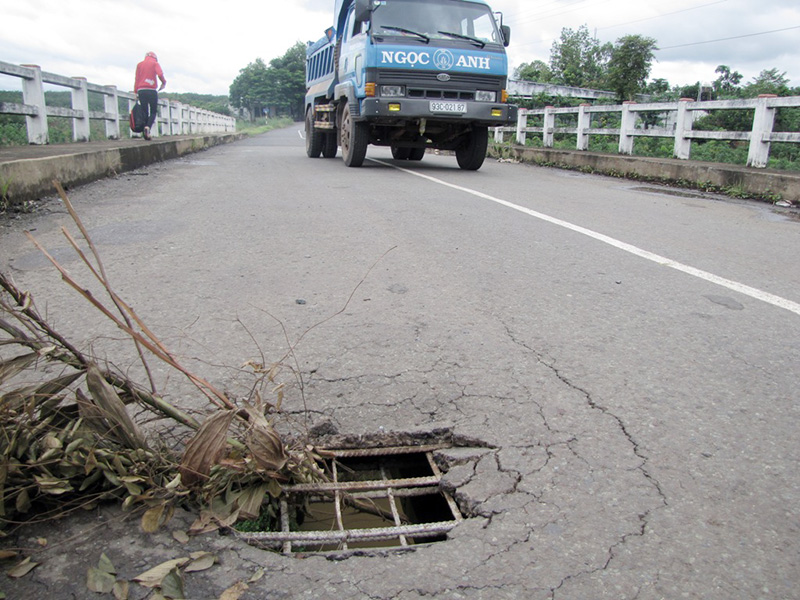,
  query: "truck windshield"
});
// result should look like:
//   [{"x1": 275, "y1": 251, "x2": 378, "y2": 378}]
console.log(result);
[{"x1": 372, "y1": 0, "x2": 502, "y2": 46}]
